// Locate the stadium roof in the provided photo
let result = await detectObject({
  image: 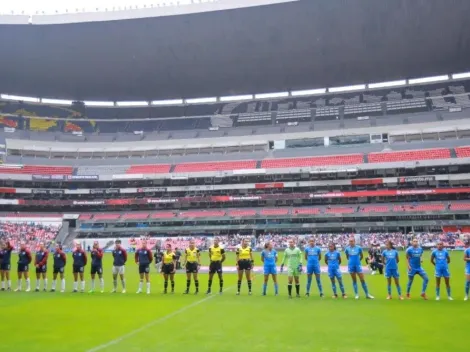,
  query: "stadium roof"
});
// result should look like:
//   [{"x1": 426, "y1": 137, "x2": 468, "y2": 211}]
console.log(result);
[{"x1": 0, "y1": 0, "x2": 469, "y2": 101}]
